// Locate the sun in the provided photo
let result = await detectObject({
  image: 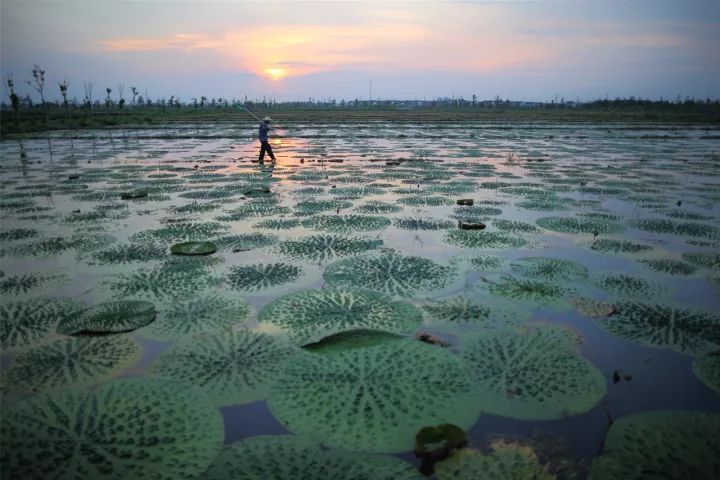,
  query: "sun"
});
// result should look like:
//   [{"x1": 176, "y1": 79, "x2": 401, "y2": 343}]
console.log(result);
[{"x1": 264, "y1": 67, "x2": 288, "y2": 81}]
